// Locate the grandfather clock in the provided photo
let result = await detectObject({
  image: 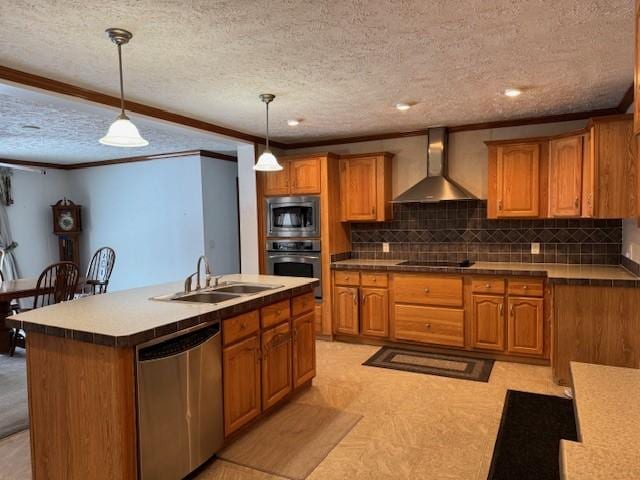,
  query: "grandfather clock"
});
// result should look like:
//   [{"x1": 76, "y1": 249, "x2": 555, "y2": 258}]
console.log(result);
[{"x1": 51, "y1": 199, "x2": 82, "y2": 267}]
